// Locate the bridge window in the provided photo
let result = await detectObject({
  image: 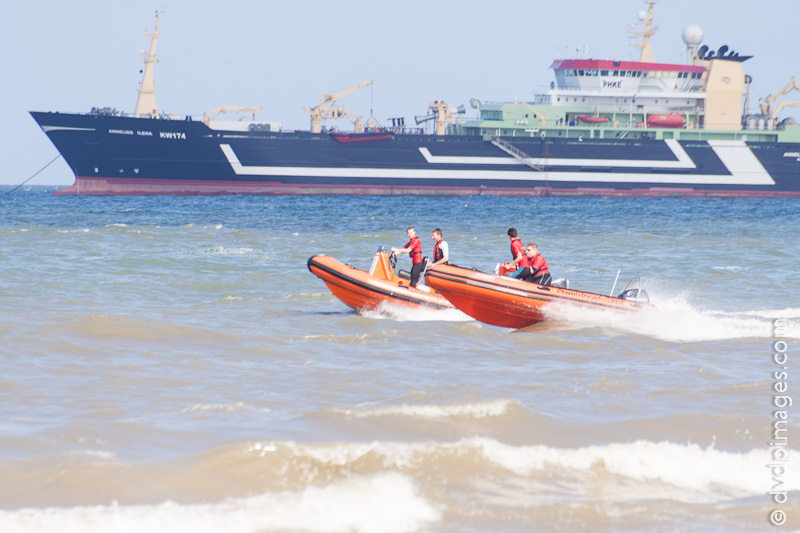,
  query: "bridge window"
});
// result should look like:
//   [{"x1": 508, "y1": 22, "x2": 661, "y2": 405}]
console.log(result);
[{"x1": 601, "y1": 70, "x2": 609, "y2": 75}]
